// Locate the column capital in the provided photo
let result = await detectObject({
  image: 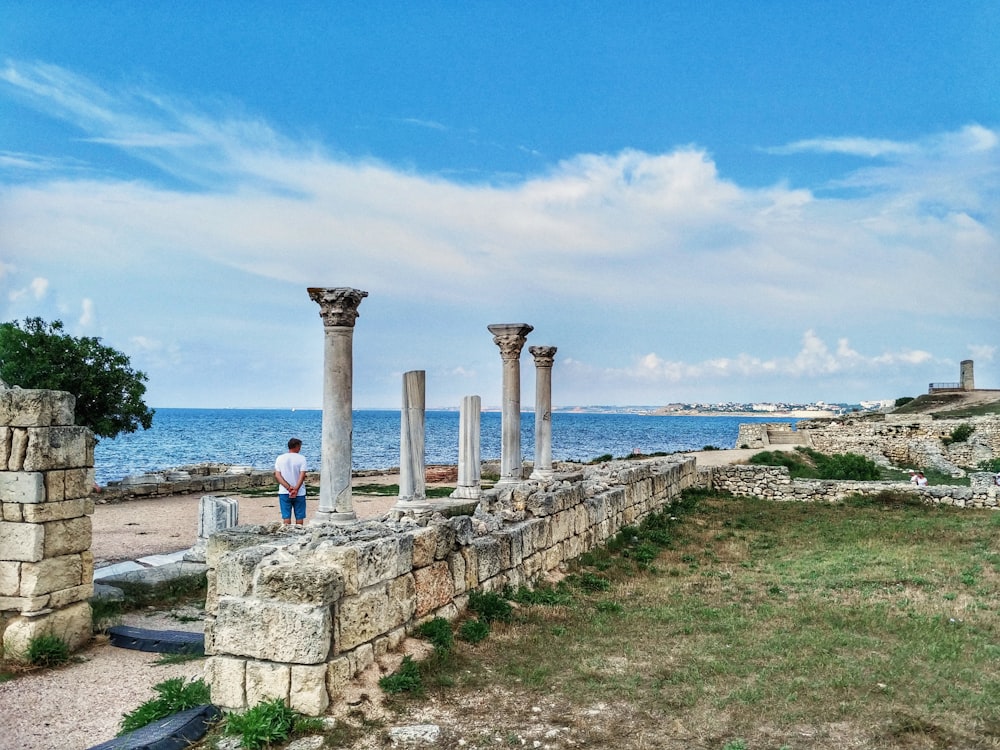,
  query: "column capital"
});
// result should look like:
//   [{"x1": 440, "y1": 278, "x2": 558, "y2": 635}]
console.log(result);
[
  {"x1": 529, "y1": 346, "x2": 558, "y2": 368},
  {"x1": 488, "y1": 323, "x2": 534, "y2": 361},
  {"x1": 308, "y1": 287, "x2": 368, "y2": 327}
]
